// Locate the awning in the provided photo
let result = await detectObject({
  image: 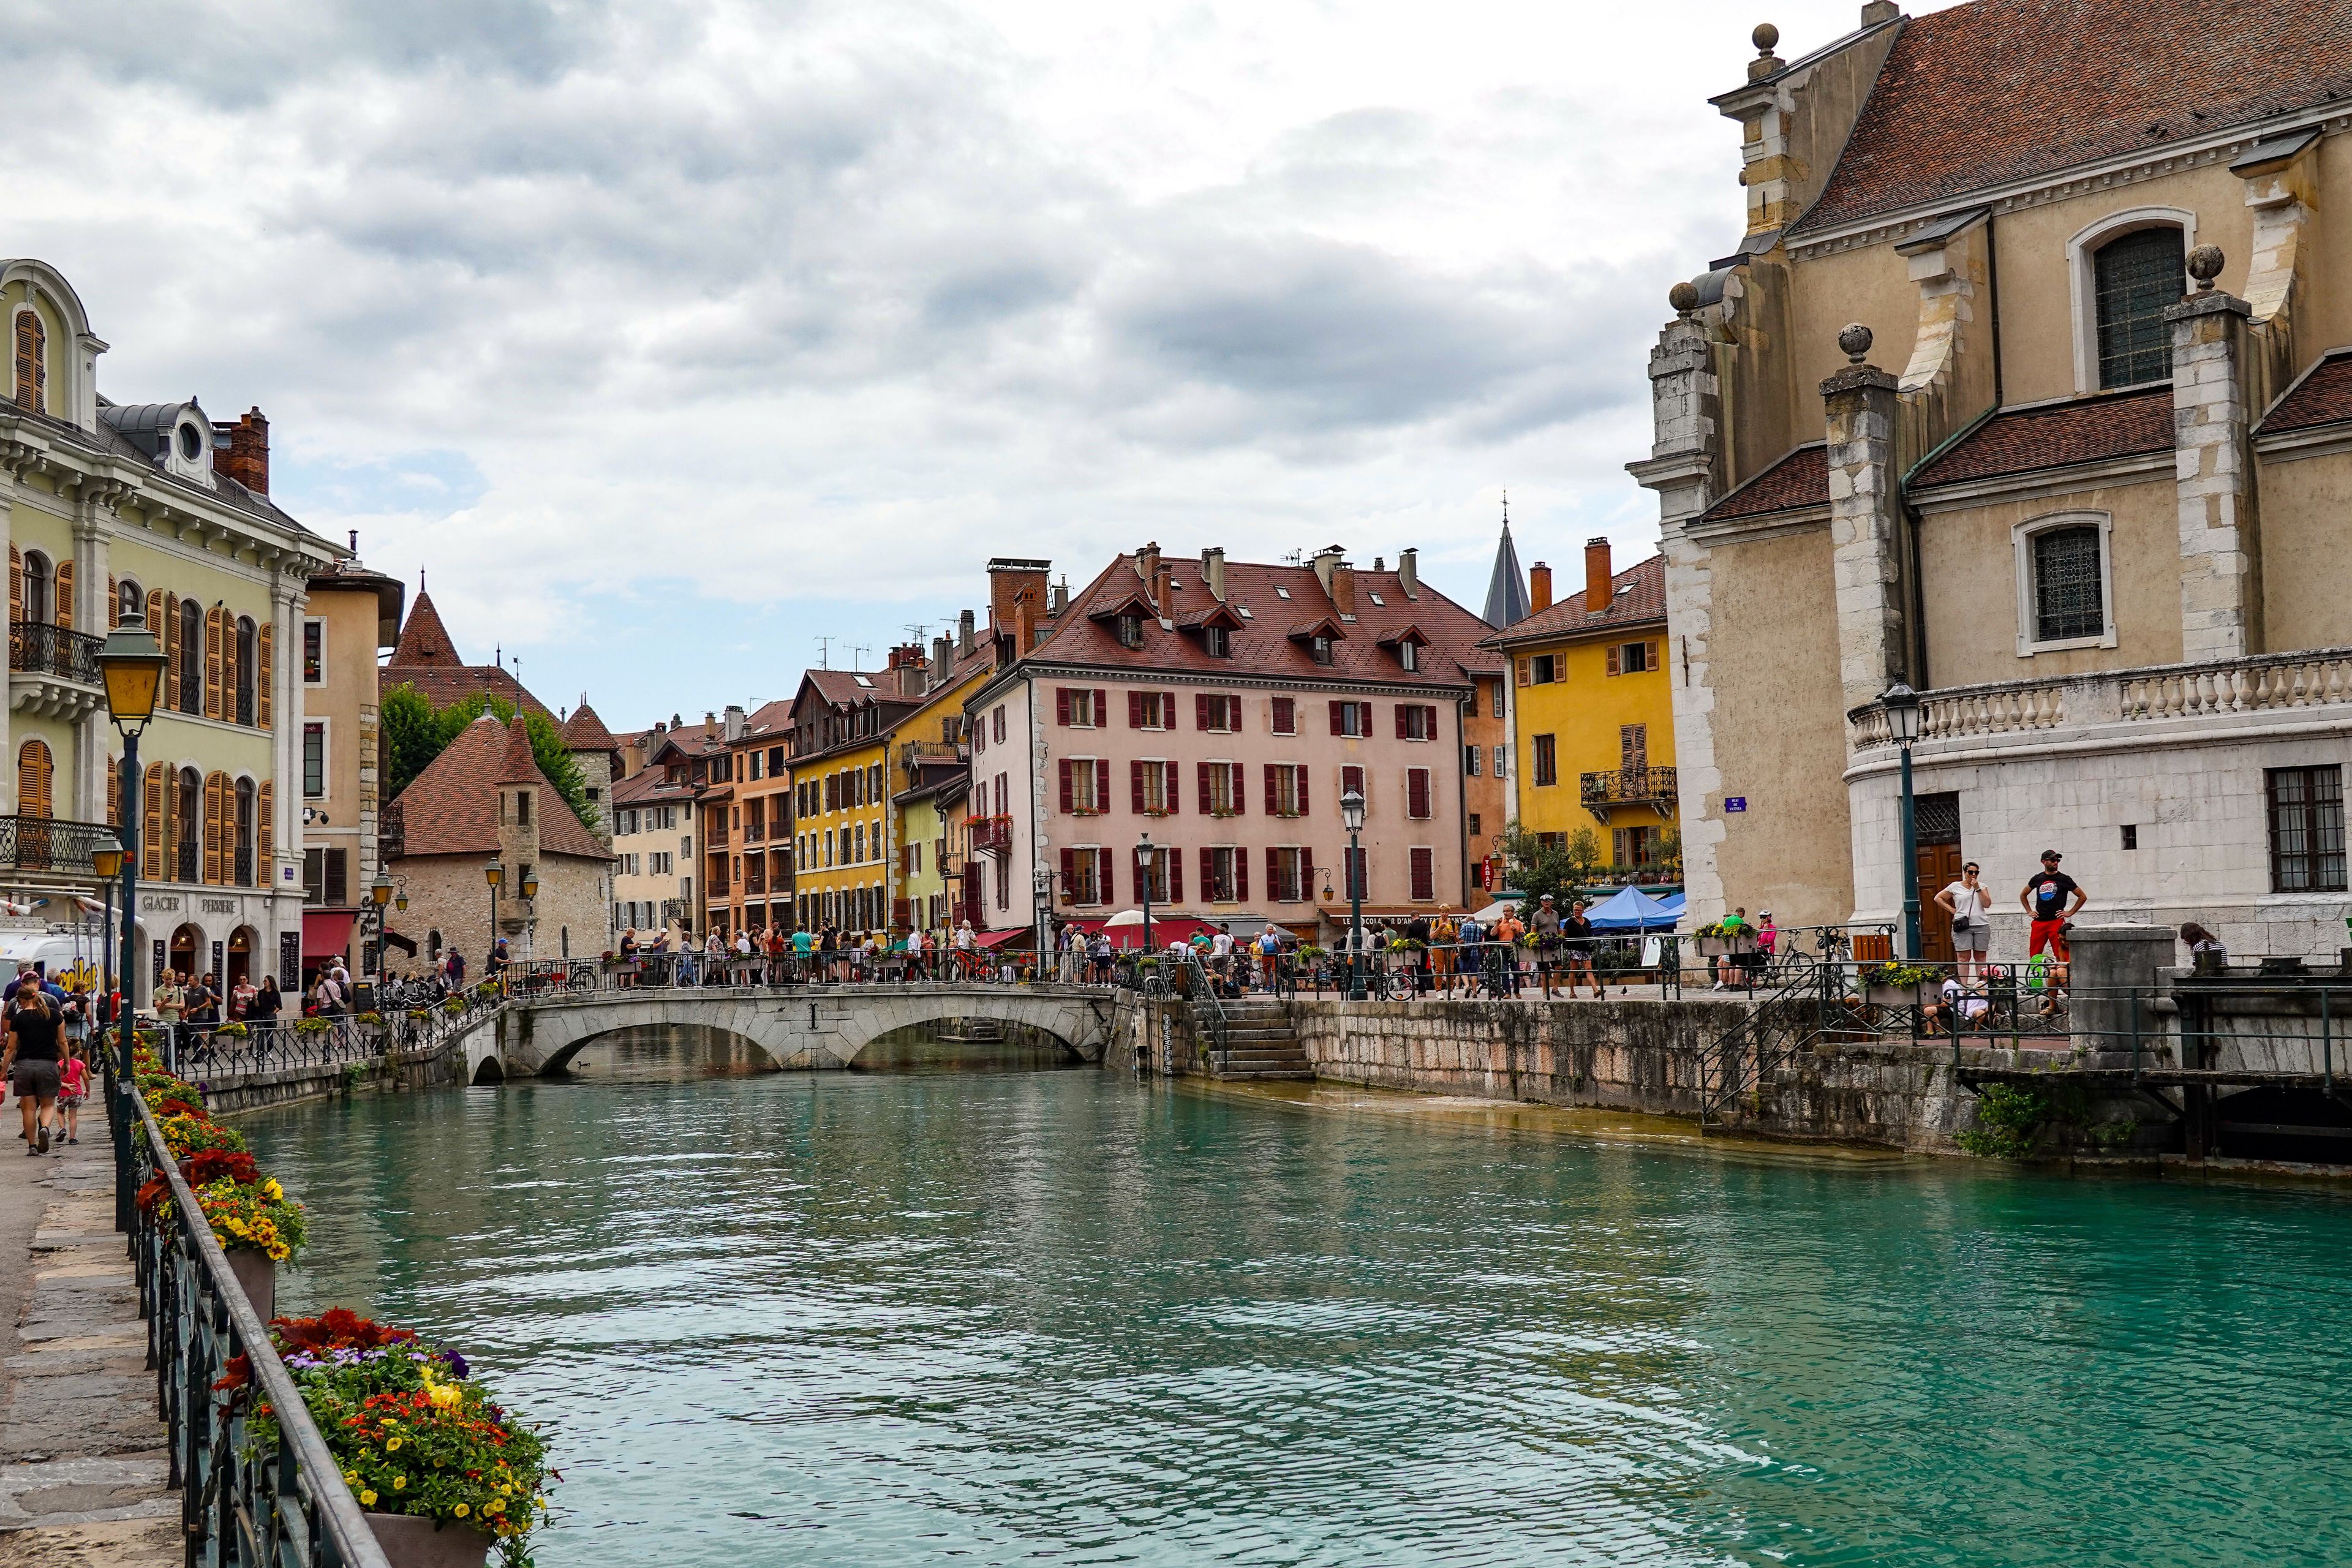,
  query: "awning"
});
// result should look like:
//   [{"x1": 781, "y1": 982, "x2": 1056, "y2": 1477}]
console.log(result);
[
  {"x1": 1063, "y1": 914, "x2": 1220, "y2": 951},
  {"x1": 380, "y1": 929, "x2": 419, "y2": 956},
  {"x1": 301, "y1": 909, "x2": 359, "y2": 958},
  {"x1": 976, "y1": 927, "x2": 1032, "y2": 950}
]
